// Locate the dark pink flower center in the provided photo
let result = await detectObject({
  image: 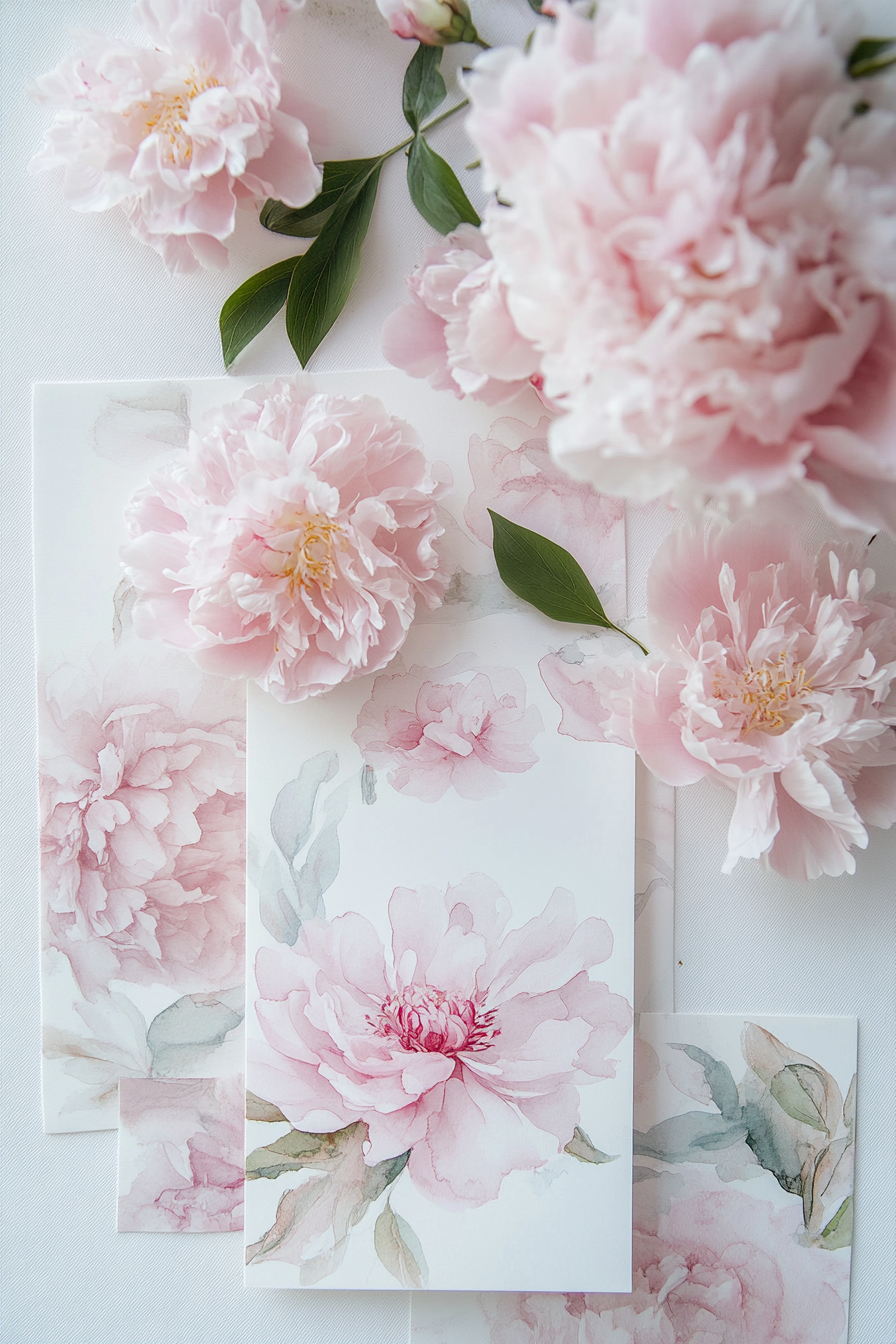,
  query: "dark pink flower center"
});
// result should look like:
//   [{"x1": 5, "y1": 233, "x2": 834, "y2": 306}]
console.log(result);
[{"x1": 371, "y1": 984, "x2": 498, "y2": 1055}]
